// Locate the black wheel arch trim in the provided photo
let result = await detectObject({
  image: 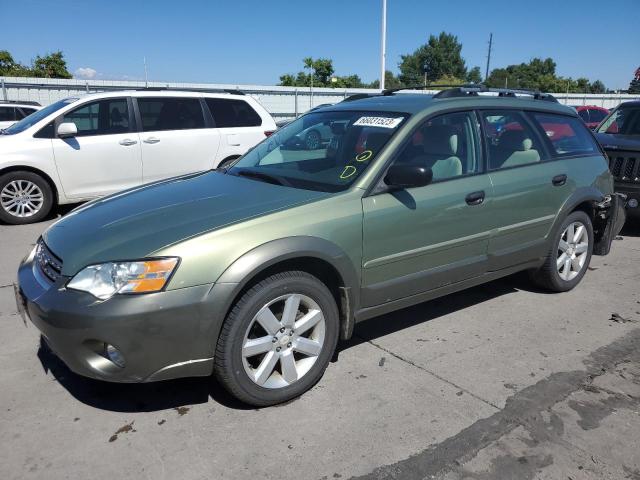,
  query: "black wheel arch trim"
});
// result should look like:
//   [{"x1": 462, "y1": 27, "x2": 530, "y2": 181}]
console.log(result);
[{"x1": 211, "y1": 236, "x2": 360, "y2": 341}]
